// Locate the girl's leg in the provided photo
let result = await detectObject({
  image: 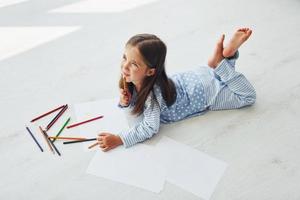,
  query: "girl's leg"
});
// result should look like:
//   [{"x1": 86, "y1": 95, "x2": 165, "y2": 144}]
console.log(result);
[
  {"x1": 207, "y1": 27, "x2": 255, "y2": 110},
  {"x1": 213, "y1": 50, "x2": 239, "y2": 81},
  {"x1": 226, "y1": 51, "x2": 239, "y2": 68},
  {"x1": 209, "y1": 57, "x2": 256, "y2": 110}
]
